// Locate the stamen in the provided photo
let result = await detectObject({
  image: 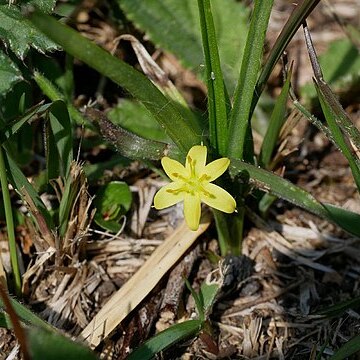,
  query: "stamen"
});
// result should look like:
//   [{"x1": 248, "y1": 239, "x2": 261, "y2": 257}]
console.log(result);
[
  {"x1": 199, "y1": 174, "x2": 211, "y2": 182},
  {"x1": 200, "y1": 187, "x2": 216, "y2": 199},
  {"x1": 172, "y1": 172, "x2": 186, "y2": 180}
]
